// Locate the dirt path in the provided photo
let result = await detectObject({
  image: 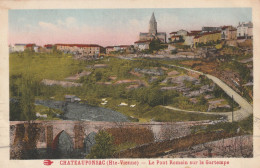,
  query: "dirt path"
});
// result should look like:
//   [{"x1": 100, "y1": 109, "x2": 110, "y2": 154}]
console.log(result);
[{"x1": 165, "y1": 64, "x2": 253, "y2": 122}]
